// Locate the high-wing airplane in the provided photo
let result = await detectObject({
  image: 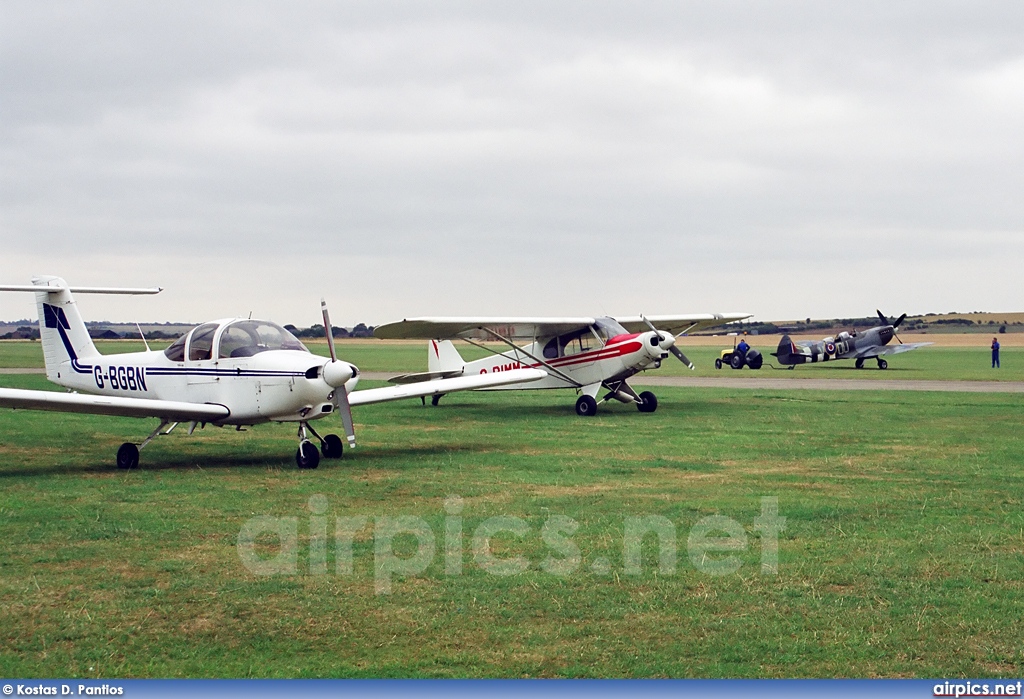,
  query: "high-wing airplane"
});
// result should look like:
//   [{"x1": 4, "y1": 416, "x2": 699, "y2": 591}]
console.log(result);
[
  {"x1": 0, "y1": 277, "x2": 545, "y2": 469},
  {"x1": 374, "y1": 313, "x2": 750, "y2": 416},
  {"x1": 772, "y1": 310, "x2": 932, "y2": 369}
]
